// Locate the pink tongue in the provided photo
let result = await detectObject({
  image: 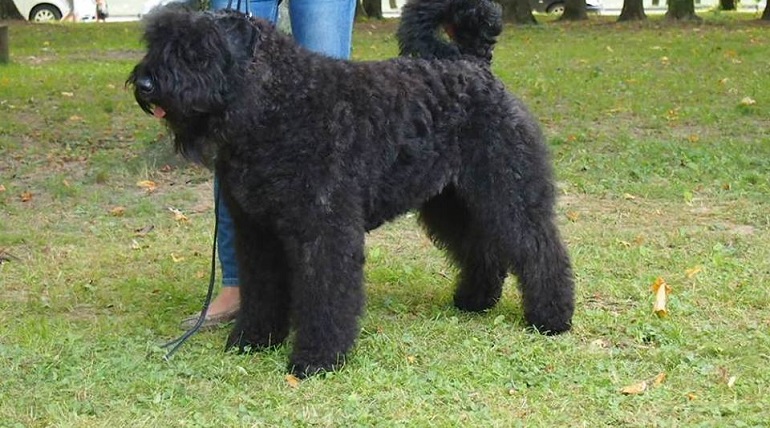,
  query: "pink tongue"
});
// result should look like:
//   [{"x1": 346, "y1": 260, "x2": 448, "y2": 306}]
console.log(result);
[{"x1": 153, "y1": 106, "x2": 166, "y2": 118}]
